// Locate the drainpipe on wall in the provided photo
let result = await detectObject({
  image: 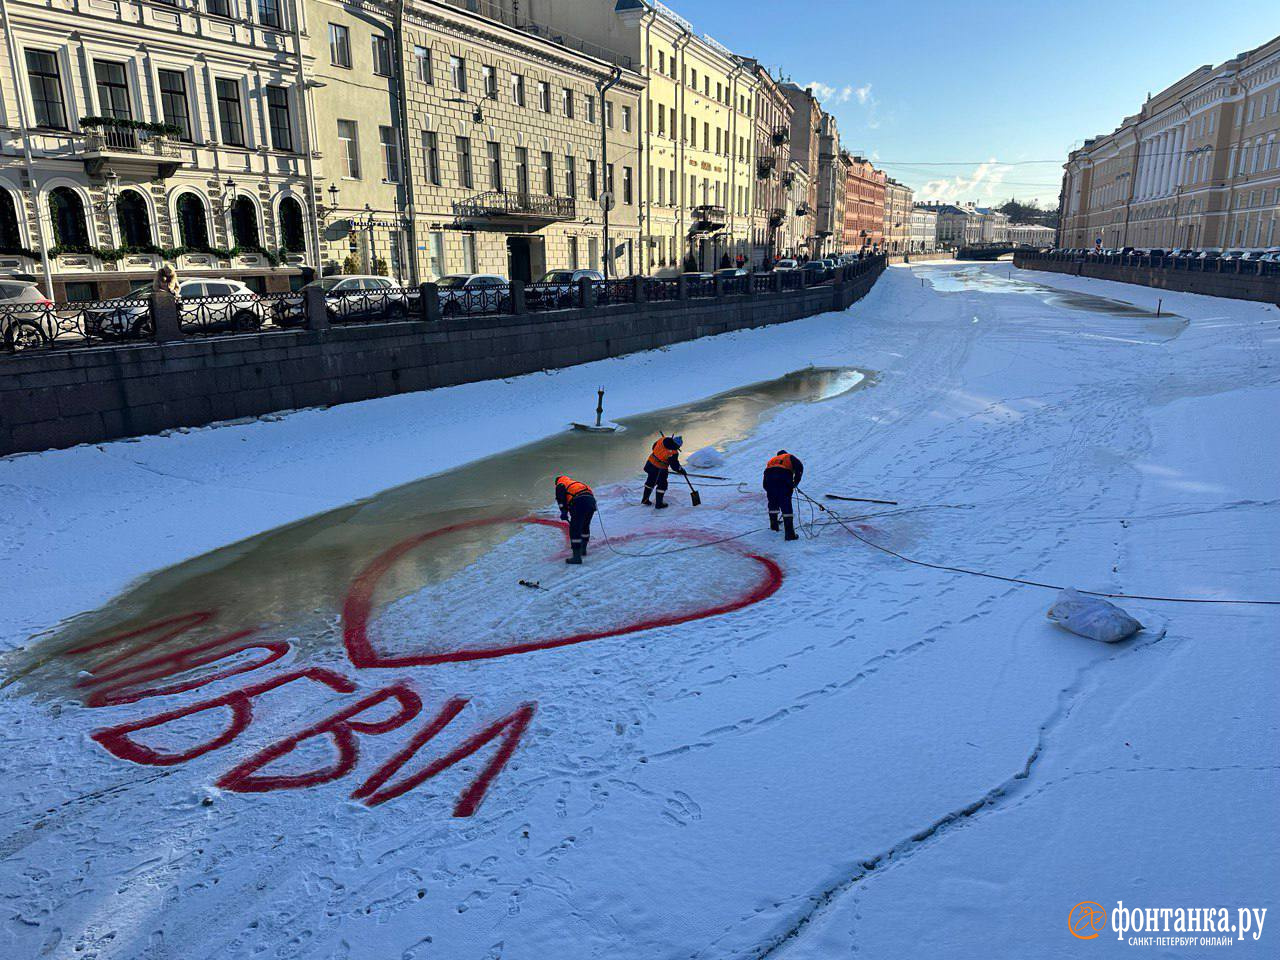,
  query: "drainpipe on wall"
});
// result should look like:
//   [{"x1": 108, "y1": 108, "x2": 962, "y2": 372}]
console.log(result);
[
  {"x1": 596, "y1": 64, "x2": 622, "y2": 279},
  {"x1": 392, "y1": 0, "x2": 417, "y2": 285},
  {"x1": 288, "y1": 0, "x2": 323, "y2": 277},
  {"x1": 1, "y1": 0, "x2": 54, "y2": 299}
]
